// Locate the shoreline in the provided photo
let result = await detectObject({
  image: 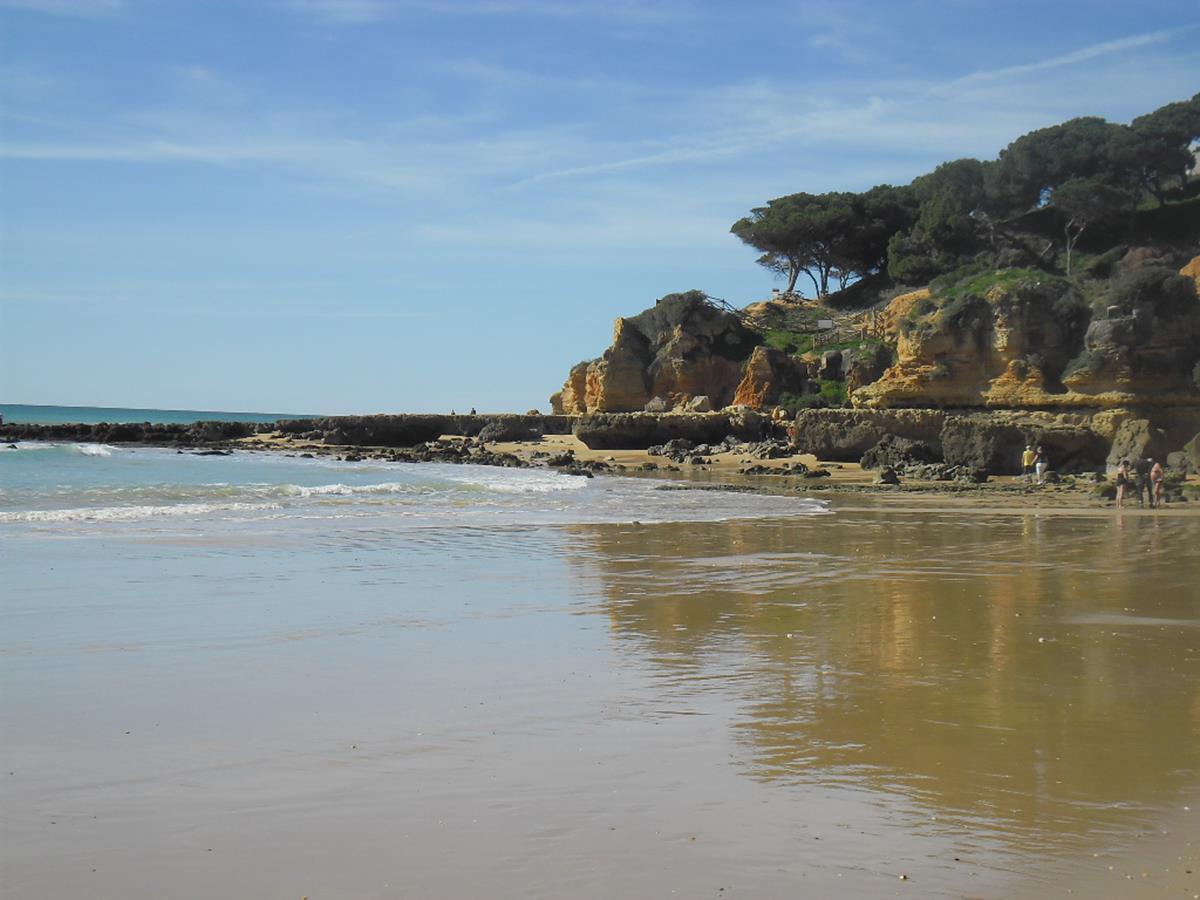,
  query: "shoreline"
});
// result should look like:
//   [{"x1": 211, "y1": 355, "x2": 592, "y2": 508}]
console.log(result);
[
  {"x1": 5, "y1": 421, "x2": 1197, "y2": 515},
  {"x1": 243, "y1": 429, "x2": 1200, "y2": 515}
]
